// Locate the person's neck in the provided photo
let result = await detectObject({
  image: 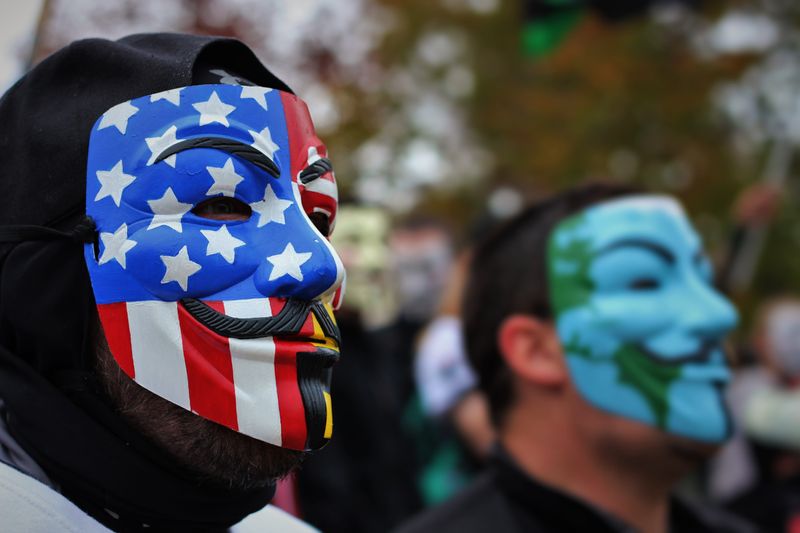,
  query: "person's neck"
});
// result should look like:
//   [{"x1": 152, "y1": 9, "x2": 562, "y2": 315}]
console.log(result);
[{"x1": 501, "y1": 407, "x2": 678, "y2": 533}]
